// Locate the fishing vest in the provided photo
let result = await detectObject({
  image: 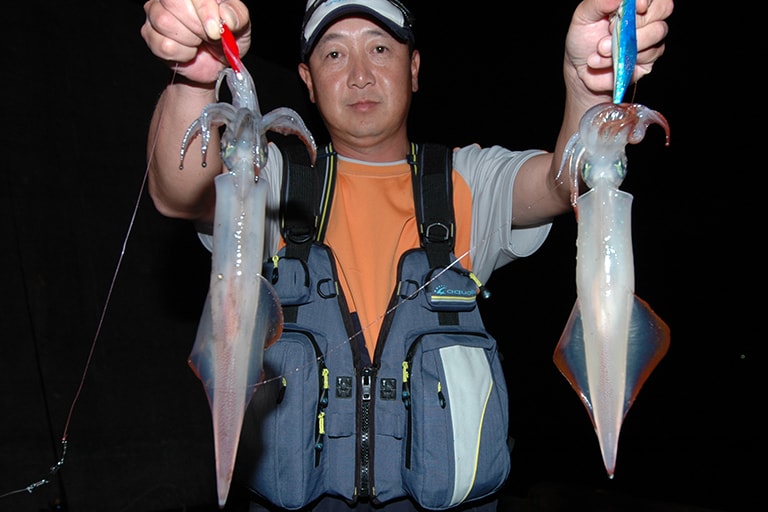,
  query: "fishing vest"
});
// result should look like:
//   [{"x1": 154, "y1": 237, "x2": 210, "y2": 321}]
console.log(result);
[{"x1": 237, "y1": 142, "x2": 511, "y2": 510}]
